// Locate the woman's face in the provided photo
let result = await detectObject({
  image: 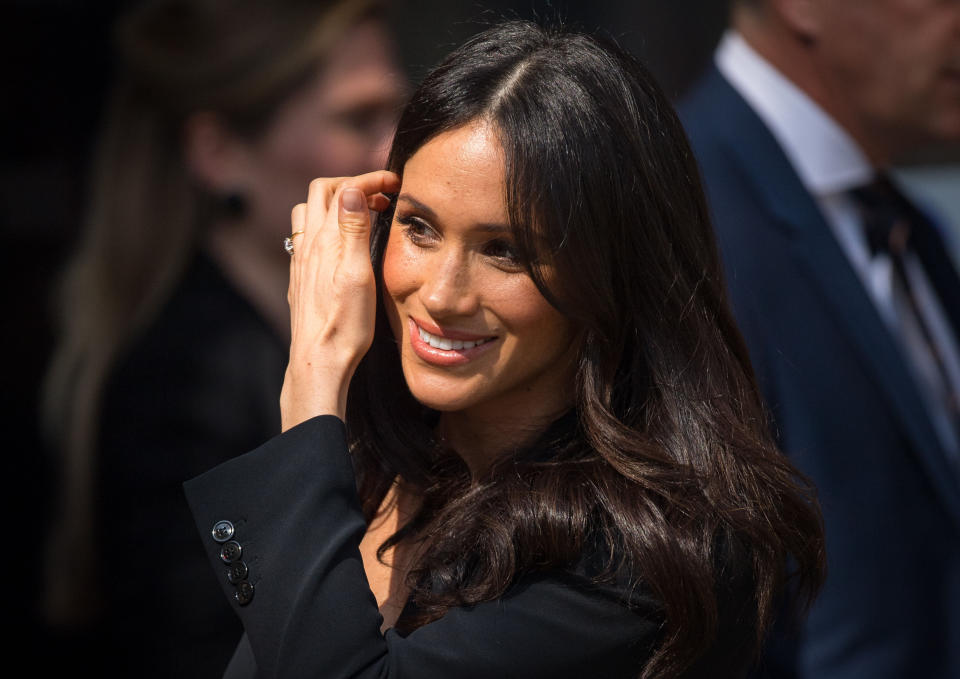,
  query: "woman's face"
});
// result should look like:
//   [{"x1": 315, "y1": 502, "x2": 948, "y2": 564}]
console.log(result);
[
  {"x1": 244, "y1": 19, "x2": 405, "y2": 248},
  {"x1": 382, "y1": 121, "x2": 578, "y2": 419}
]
